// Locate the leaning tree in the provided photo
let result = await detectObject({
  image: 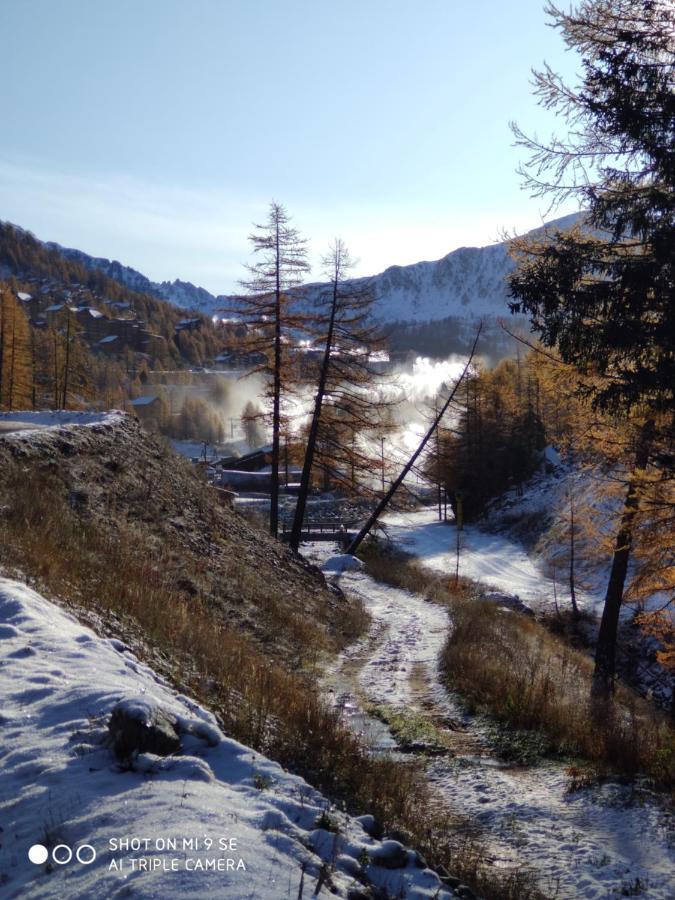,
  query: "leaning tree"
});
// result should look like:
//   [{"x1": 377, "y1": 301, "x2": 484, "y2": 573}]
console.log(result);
[{"x1": 288, "y1": 239, "x2": 393, "y2": 551}]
